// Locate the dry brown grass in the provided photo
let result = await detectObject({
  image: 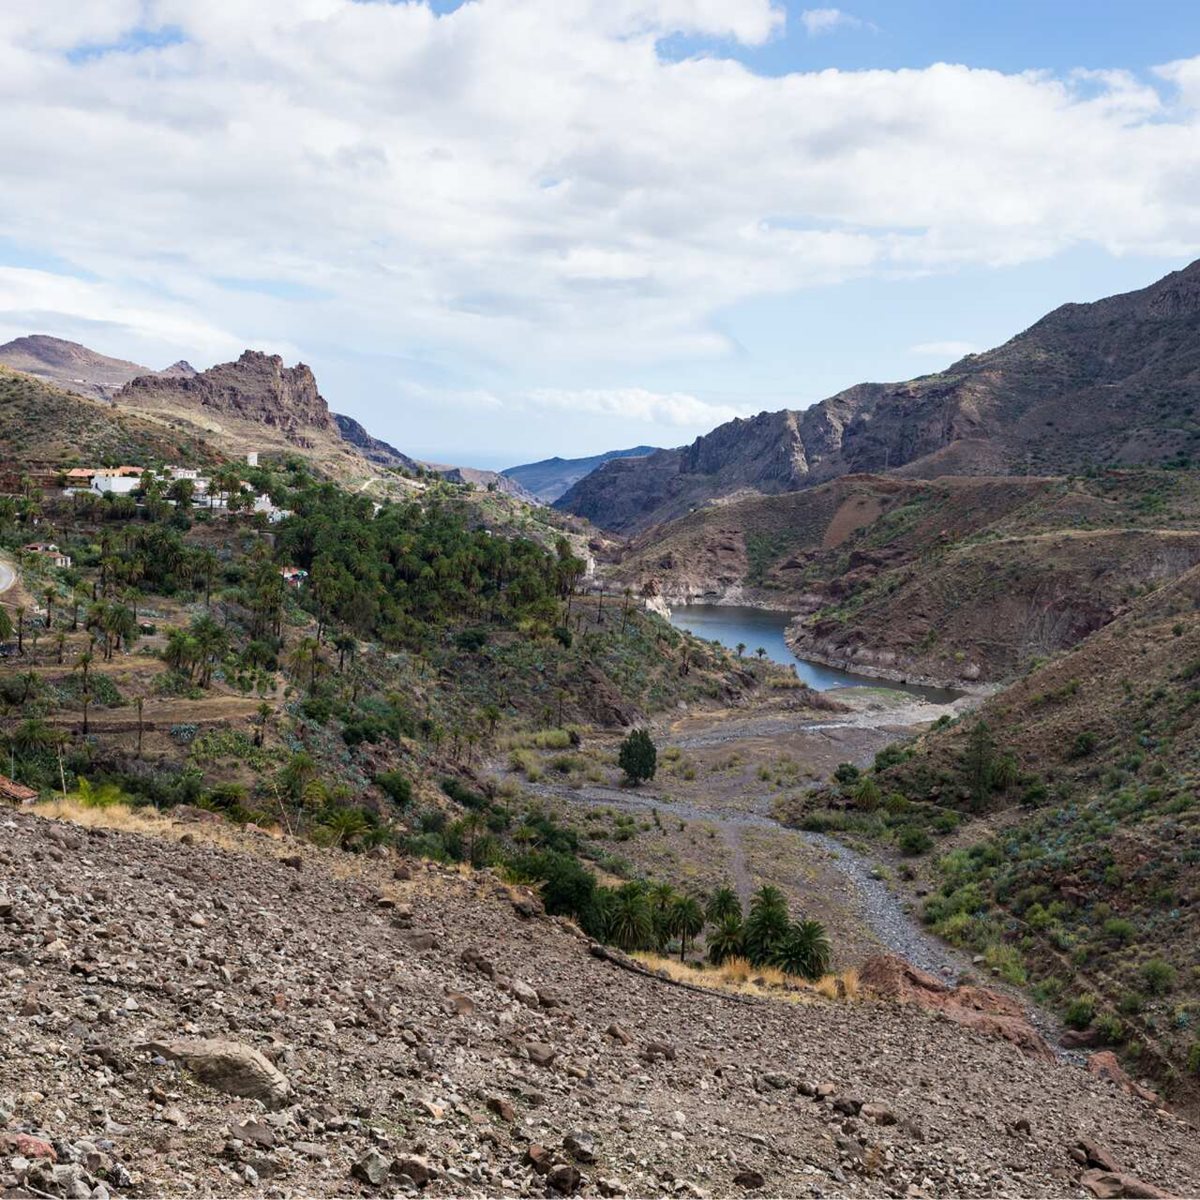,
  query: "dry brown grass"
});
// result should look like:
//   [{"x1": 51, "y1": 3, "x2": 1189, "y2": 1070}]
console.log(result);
[
  {"x1": 630, "y1": 952, "x2": 864, "y2": 1003},
  {"x1": 31, "y1": 797, "x2": 283, "y2": 857}
]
